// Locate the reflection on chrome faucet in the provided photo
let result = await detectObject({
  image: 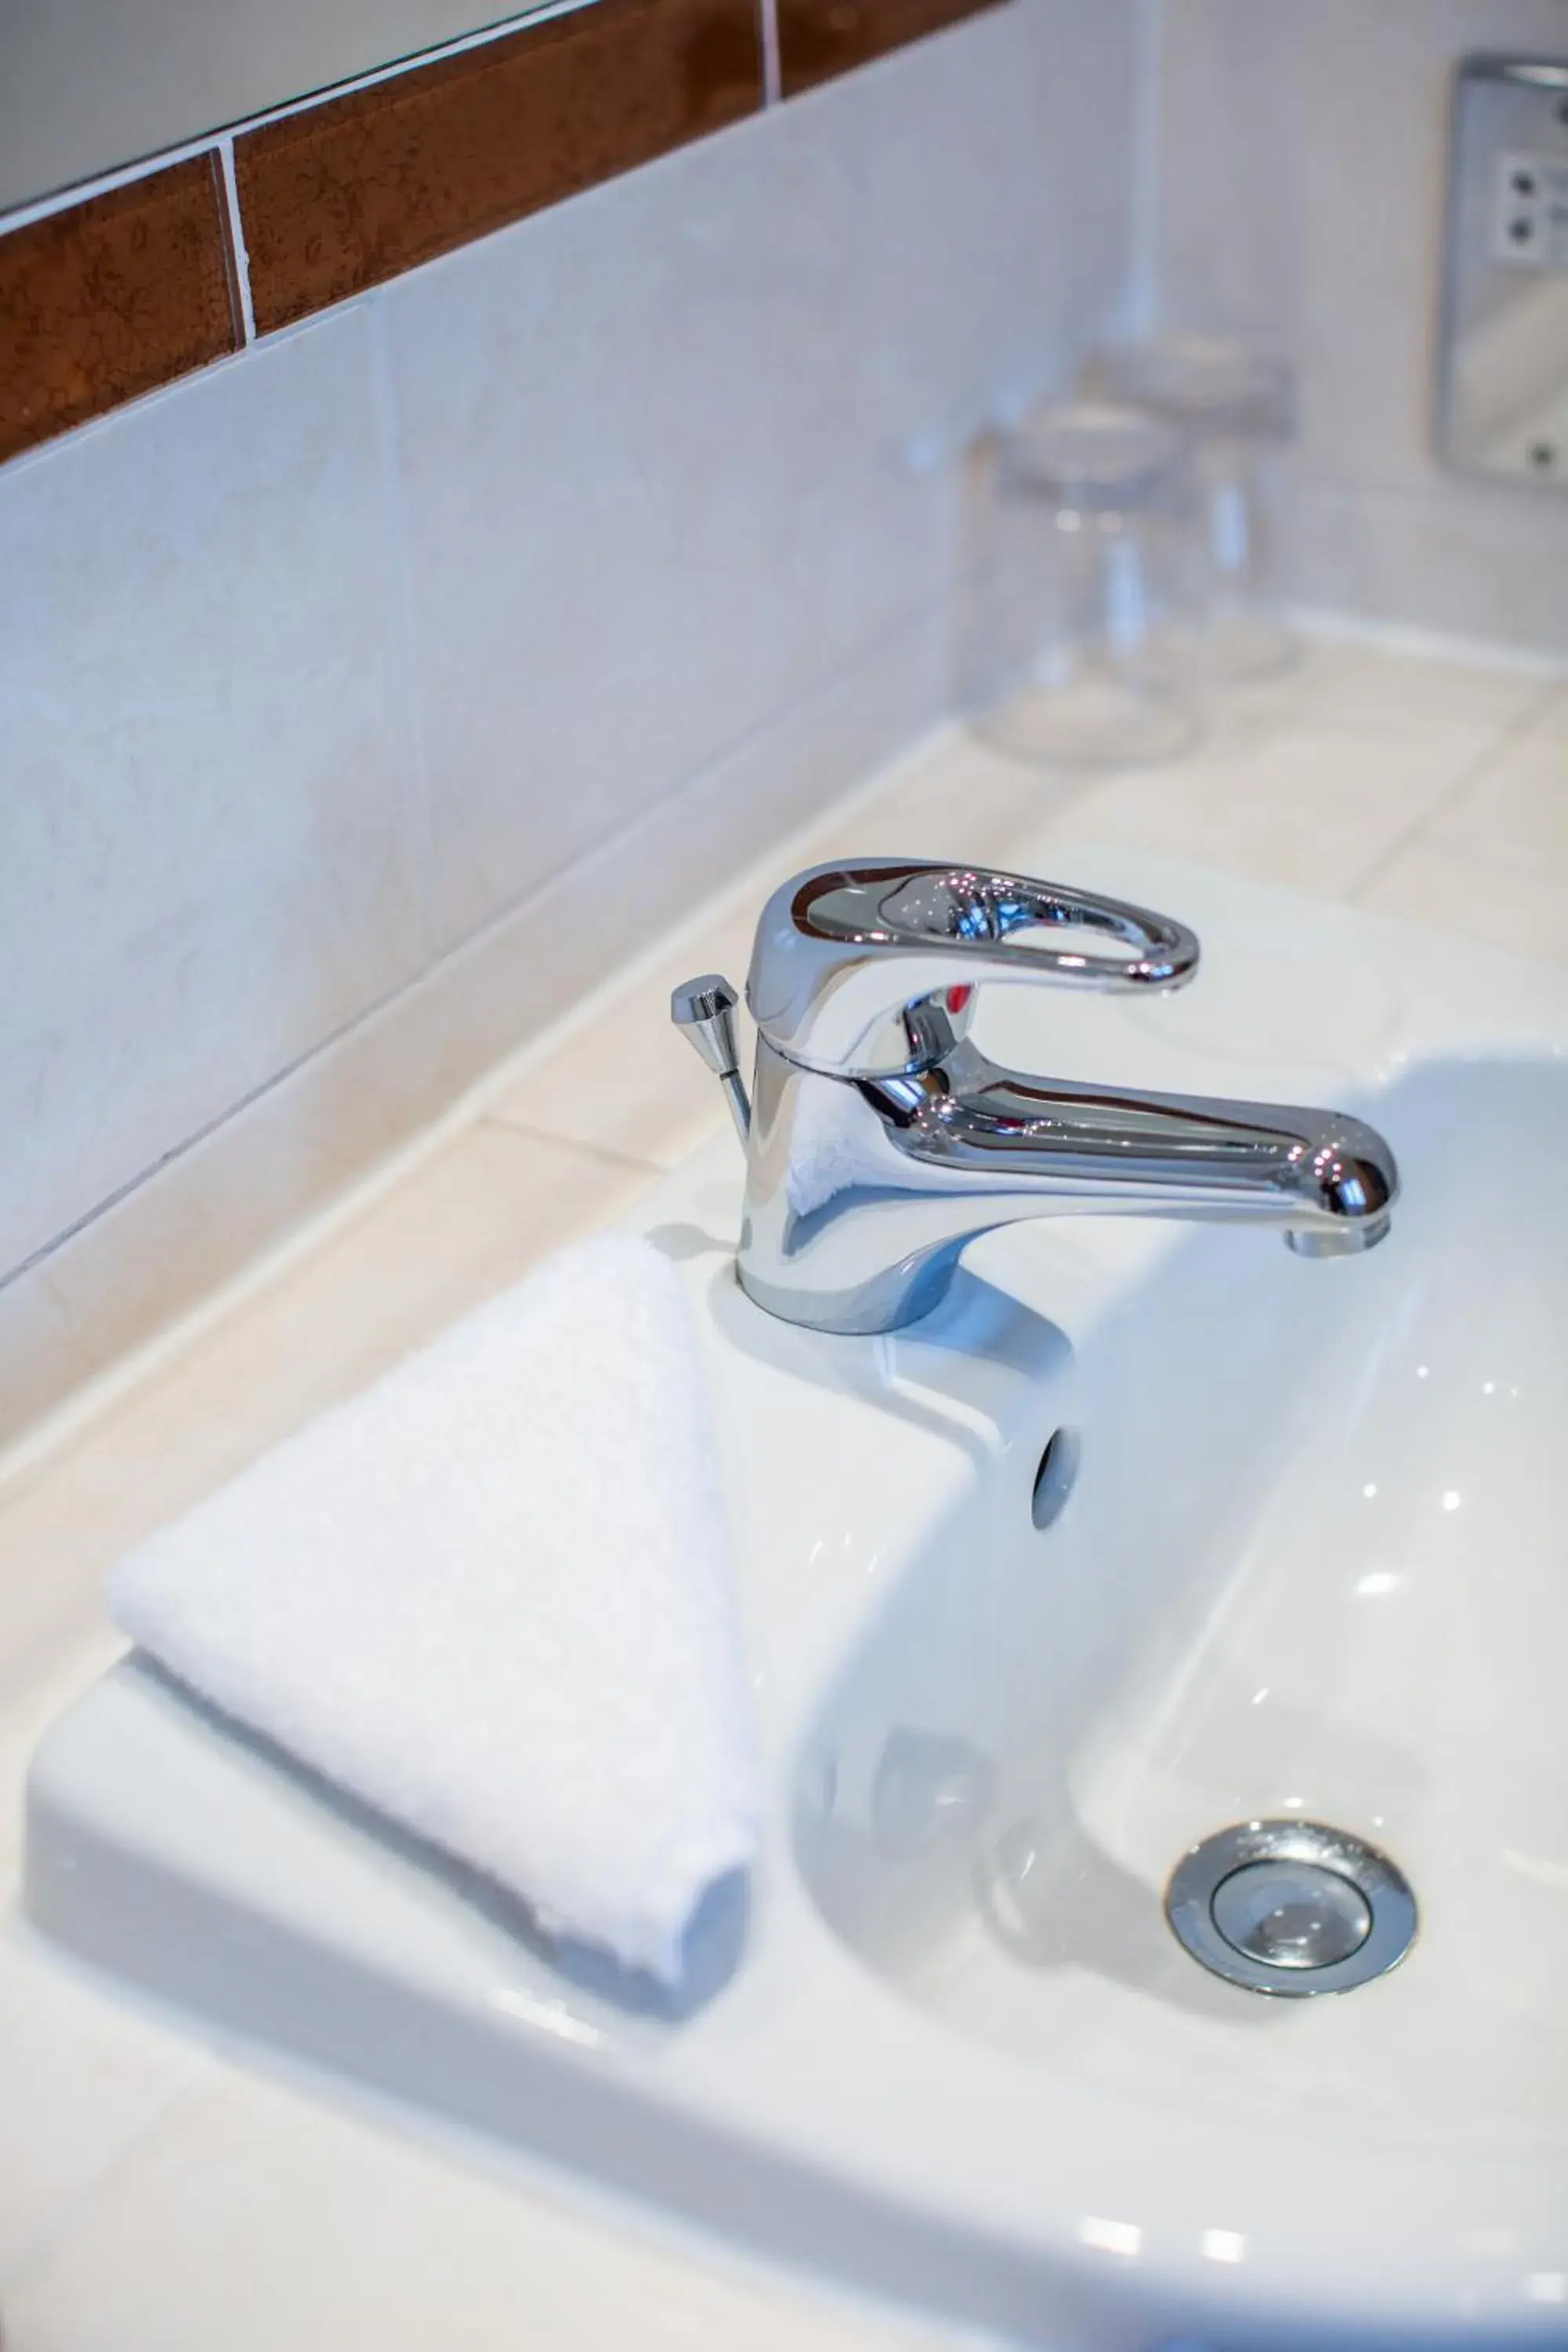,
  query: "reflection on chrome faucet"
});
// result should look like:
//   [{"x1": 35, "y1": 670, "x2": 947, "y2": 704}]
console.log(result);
[{"x1": 675, "y1": 860, "x2": 1399, "y2": 1334}]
